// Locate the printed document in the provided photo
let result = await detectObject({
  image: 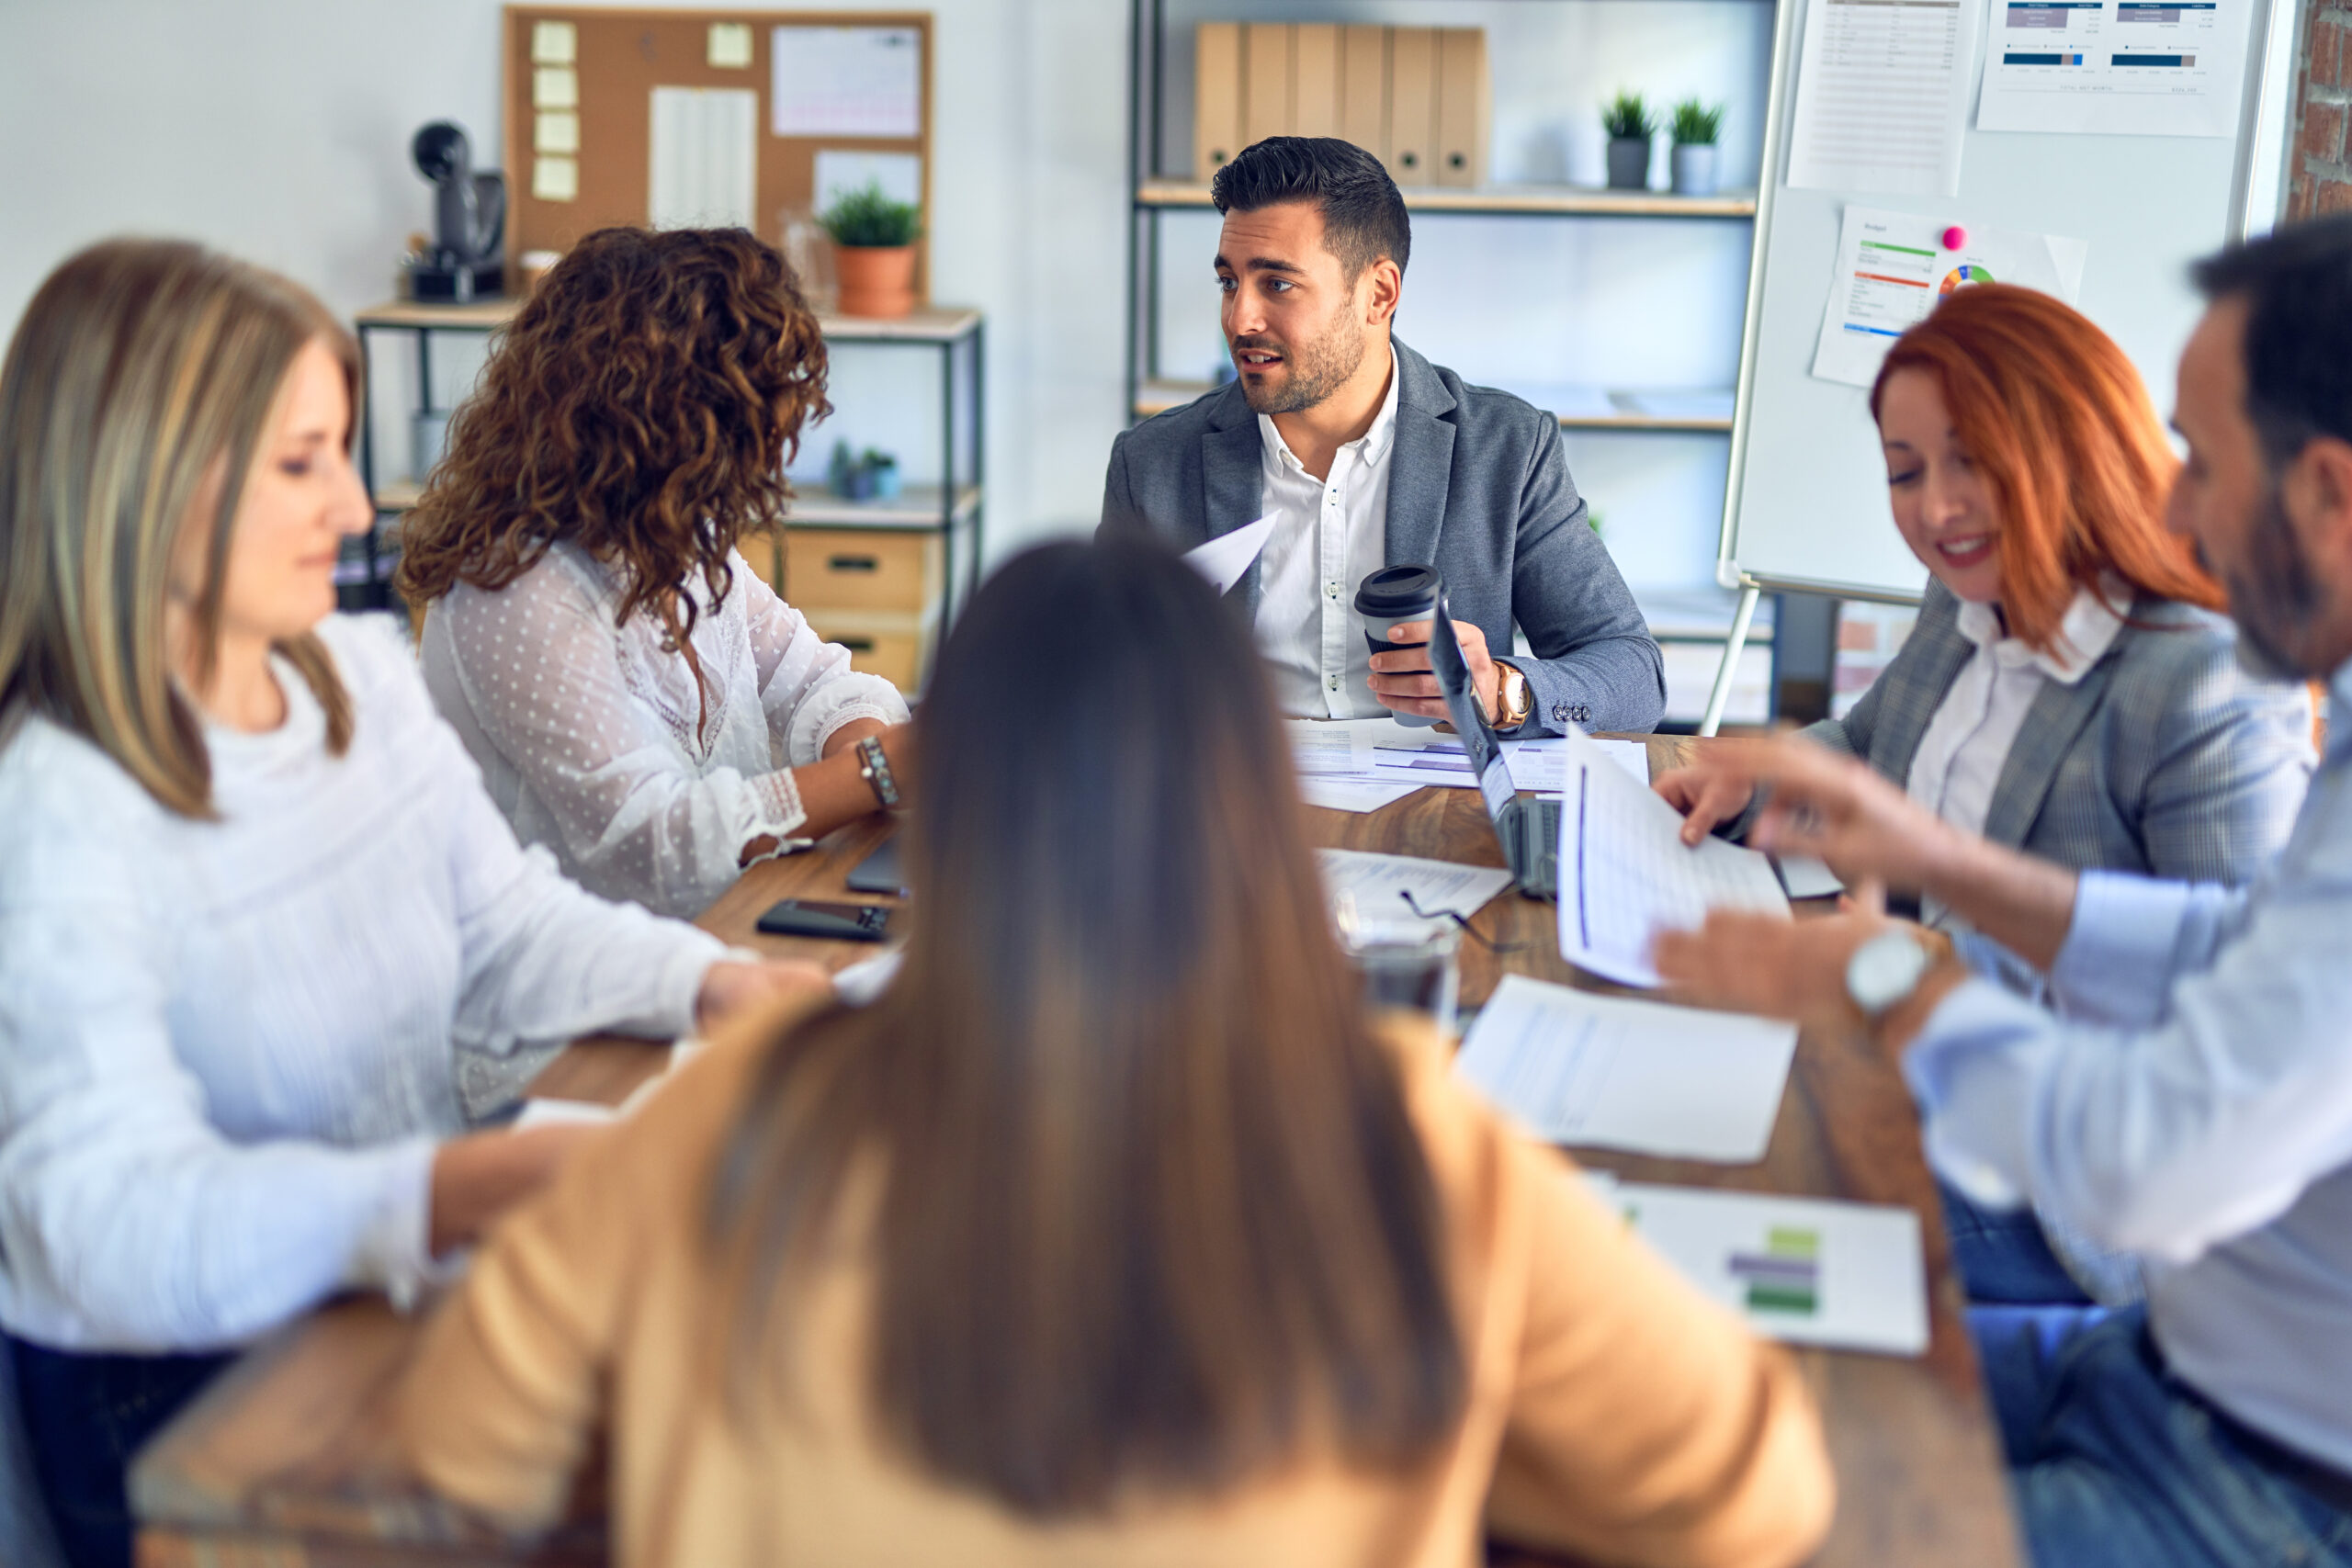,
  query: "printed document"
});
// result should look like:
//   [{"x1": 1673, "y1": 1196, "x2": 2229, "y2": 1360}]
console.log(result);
[
  {"x1": 1813, "y1": 206, "x2": 2088, "y2": 387},
  {"x1": 1555, "y1": 730, "x2": 1789, "y2": 987},
  {"x1": 1594, "y1": 1179, "x2": 1931, "y2": 1355},
  {"x1": 1787, "y1": 0, "x2": 1977, "y2": 196},
  {"x1": 1459, "y1": 975, "x2": 1795, "y2": 1161},
  {"x1": 771, "y1": 26, "x2": 922, "y2": 138},
  {"x1": 1977, "y1": 0, "x2": 2253, "y2": 135},
  {"x1": 1317, "y1": 849, "x2": 1513, "y2": 926},
  {"x1": 1182, "y1": 515, "x2": 1276, "y2": 597}
]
